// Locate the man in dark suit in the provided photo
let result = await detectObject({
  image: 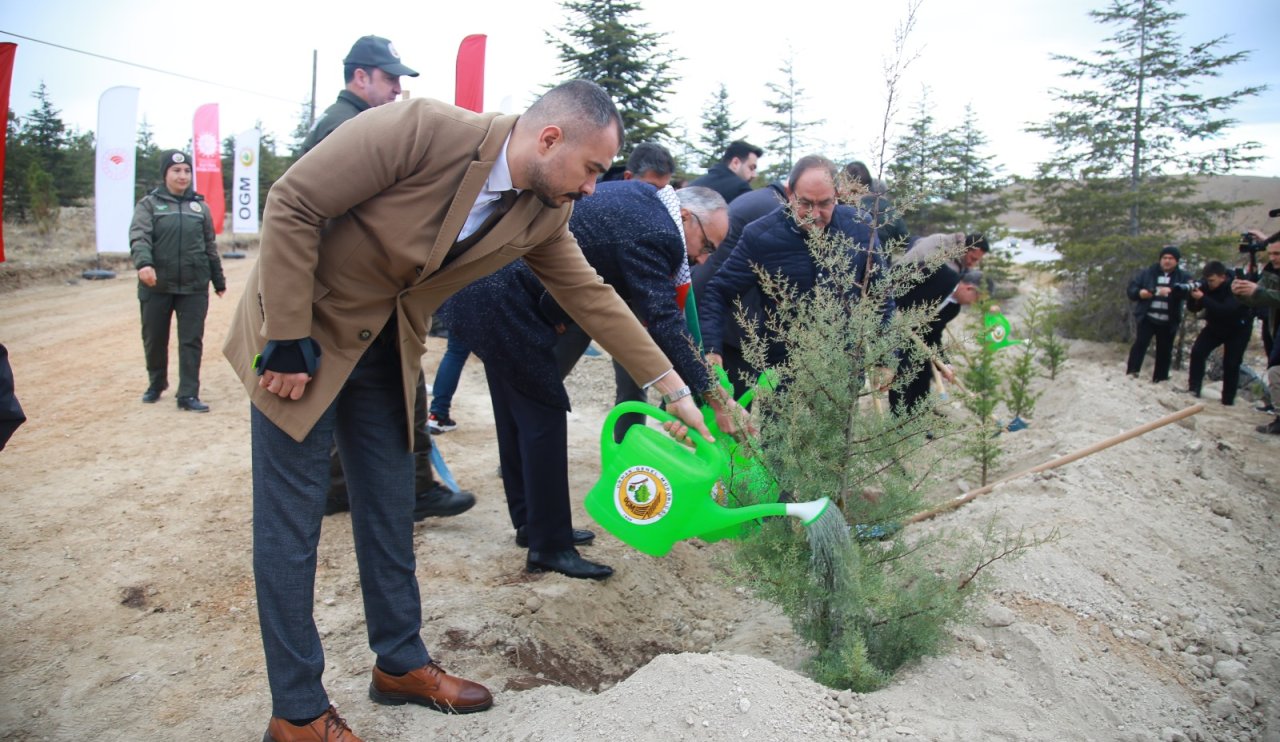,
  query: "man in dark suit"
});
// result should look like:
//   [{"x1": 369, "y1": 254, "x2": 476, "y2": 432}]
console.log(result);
[
  {"x1": 225, "y1": 80, "x2": 715, "y2": 741},
  {"x1": 890, "y1": 267, "x2": 982, "y2": 413},
  {"x1": 690, "y1": 140, "x2": 763, "y2": 204},
  {"x1": 442, "y1": 182, "x2": 742, "y2": 581}
]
